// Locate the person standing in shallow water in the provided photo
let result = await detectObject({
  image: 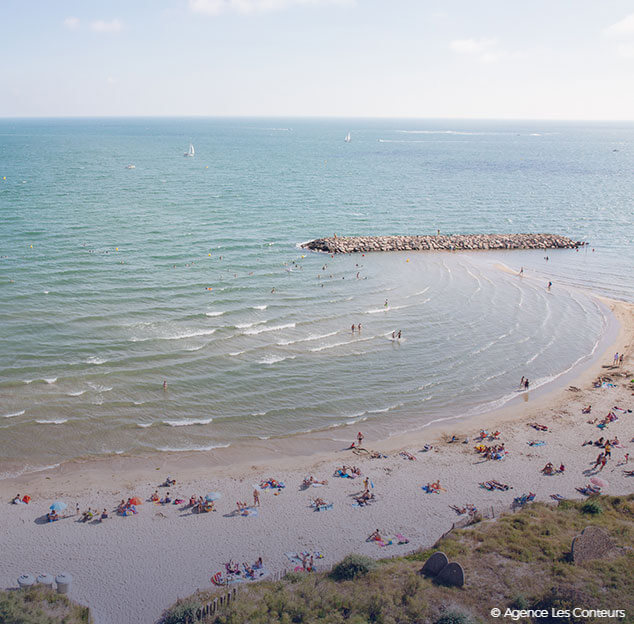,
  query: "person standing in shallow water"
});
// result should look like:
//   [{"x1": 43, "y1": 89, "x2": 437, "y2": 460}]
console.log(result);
[
  {"x1": 519, "y1": 376, "x2": 525, "y2": 389},
  {"x1": 524, "y1": 378, "x2": 529, "y2": 390}
]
